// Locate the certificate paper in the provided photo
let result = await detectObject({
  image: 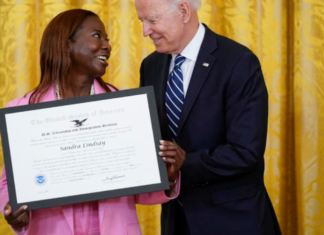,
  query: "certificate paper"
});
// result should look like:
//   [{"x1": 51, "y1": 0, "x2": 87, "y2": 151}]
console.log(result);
[{"x1": 0, "y1": 87, "x2": 169, "y2": 211}]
